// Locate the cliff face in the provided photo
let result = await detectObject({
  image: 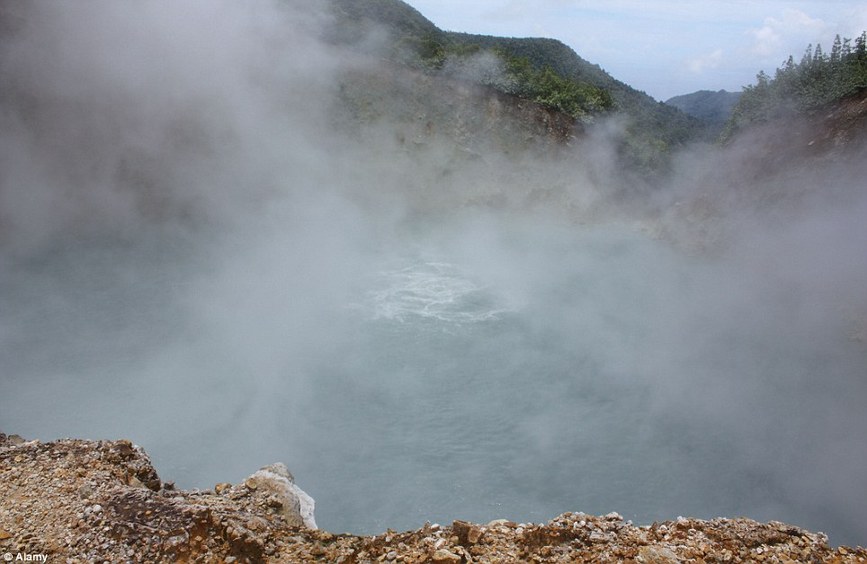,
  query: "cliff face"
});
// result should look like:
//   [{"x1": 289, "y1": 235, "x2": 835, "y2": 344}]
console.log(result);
[
  {"x1": 644, "y1": 87, "x2": 867, "y2": 256},
  {"x1": 724, "y1": 88, "x2": 867, "y2": 176},
  {"x1": 334, "y1": 61, "x2": 580, "y2": 155},
  {"x1": 2, "y1": 433, "x2": 865, "y2": 563},
  {"x1": 0, "y1": 433, "x2": 317, "y2": 562}
]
